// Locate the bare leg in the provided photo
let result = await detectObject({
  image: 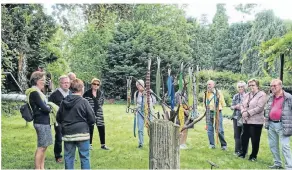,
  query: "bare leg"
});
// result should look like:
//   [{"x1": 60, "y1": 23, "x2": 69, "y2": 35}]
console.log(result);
[
  {"x1": 35, "y1": 147, "x2": 47, "y2": 169},
  {"x1": 180, "y1": 129, "x2": 188, "y2": 145}
]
